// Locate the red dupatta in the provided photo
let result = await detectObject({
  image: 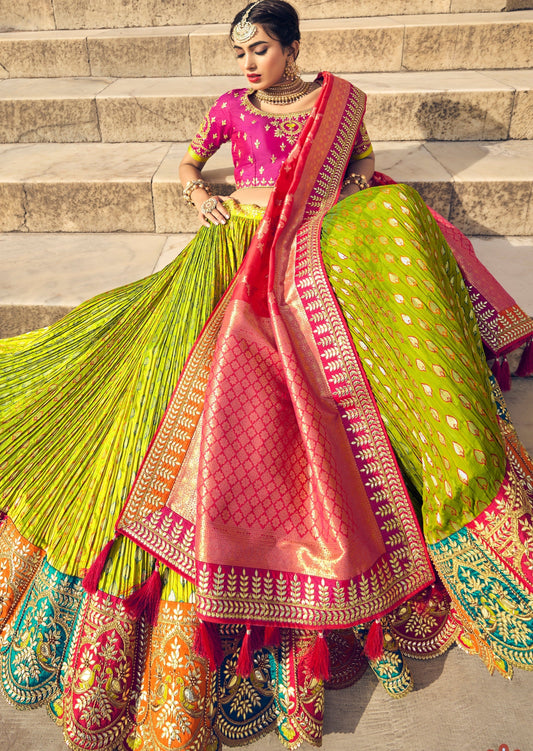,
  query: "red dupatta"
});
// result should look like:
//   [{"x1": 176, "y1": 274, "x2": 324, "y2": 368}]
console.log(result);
[{"x1": 113, "y1": 73, "x2": 434, "y2": 631}]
